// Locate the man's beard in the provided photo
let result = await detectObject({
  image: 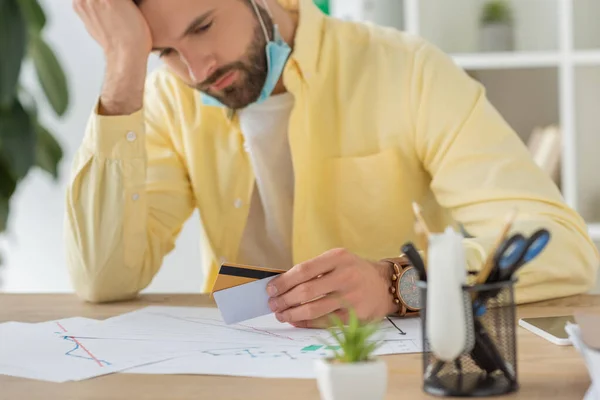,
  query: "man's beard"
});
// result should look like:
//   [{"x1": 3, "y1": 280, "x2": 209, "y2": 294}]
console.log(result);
[{"x1": 197, "y1": 9, "x2": 274, "y2": 110}]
